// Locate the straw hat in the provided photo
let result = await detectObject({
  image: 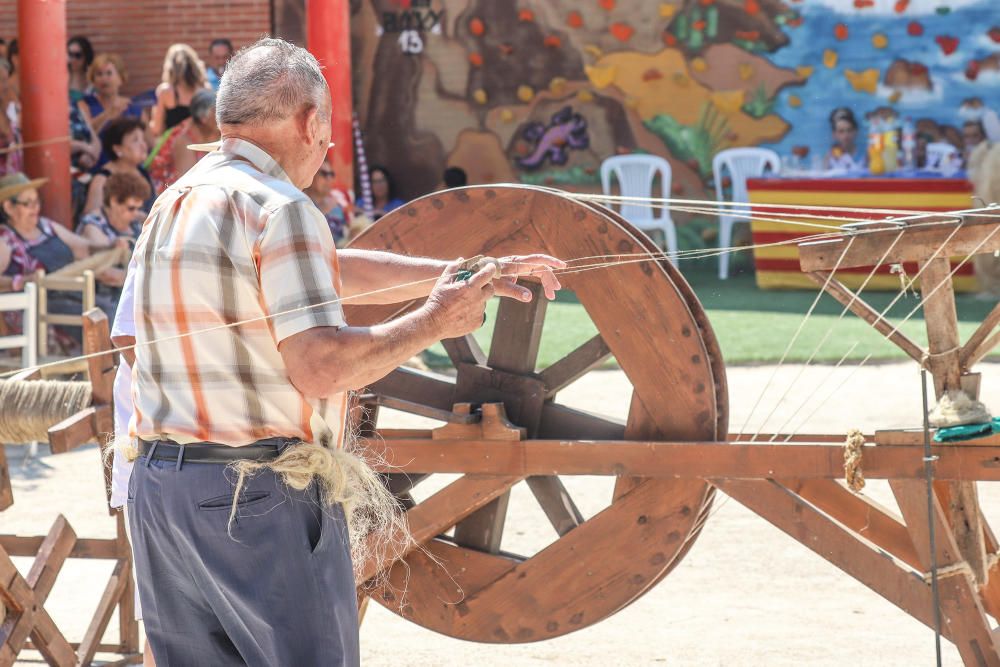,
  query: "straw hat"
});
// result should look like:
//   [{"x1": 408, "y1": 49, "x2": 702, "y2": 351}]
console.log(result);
[
  {"x1": 0, "y1": 173, "x2": 48, "y2": 202},
  {"x1": 186, "y1": 140, "x2": 335, "y2": 151}
]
